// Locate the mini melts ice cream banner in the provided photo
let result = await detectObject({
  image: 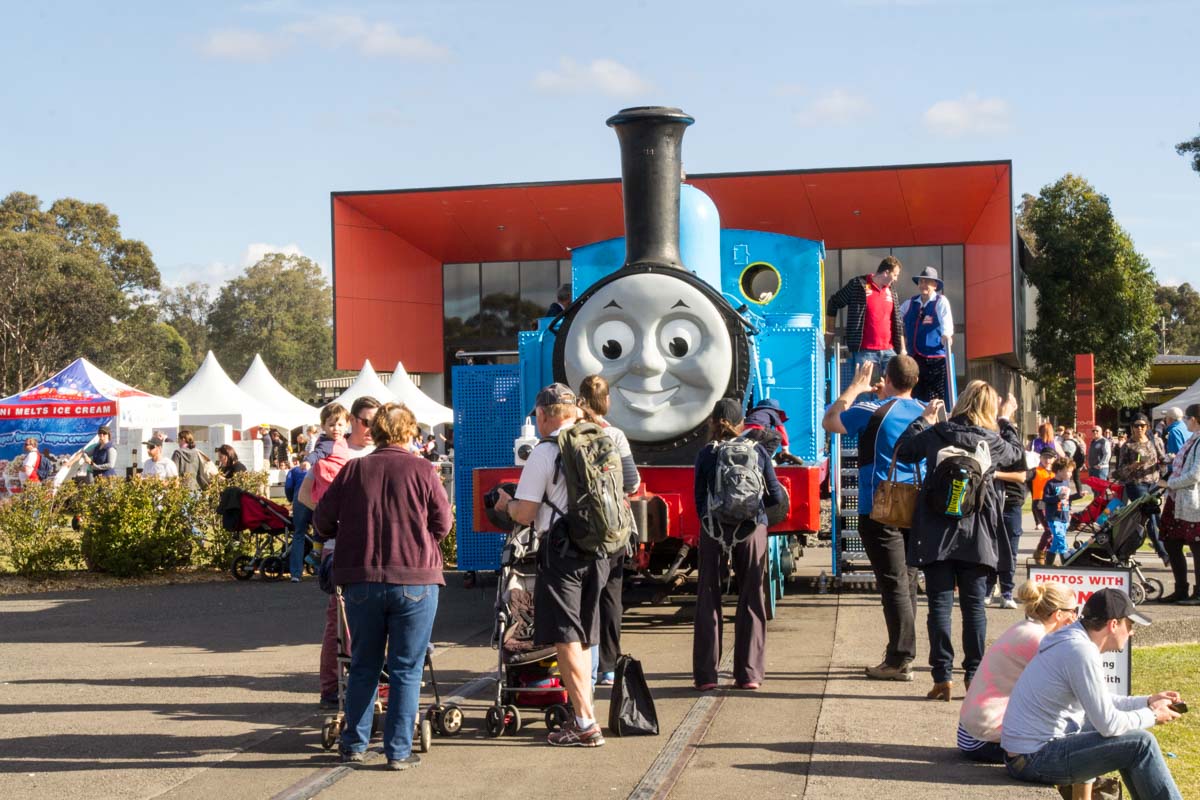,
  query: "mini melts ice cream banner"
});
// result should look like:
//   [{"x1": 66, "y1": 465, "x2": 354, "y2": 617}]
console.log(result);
[{"x1": 0, "y1": 360, "x2": 118, "y2": 462}]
